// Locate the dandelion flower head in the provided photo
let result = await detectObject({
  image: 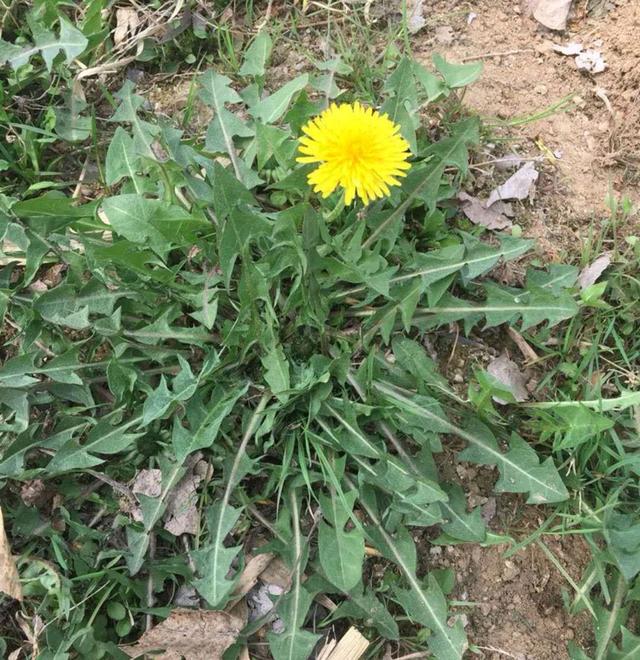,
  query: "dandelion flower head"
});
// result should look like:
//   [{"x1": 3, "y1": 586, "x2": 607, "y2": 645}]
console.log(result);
[{"x1": 297, "y1": 102, "x2": 411, "y2": 205}]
